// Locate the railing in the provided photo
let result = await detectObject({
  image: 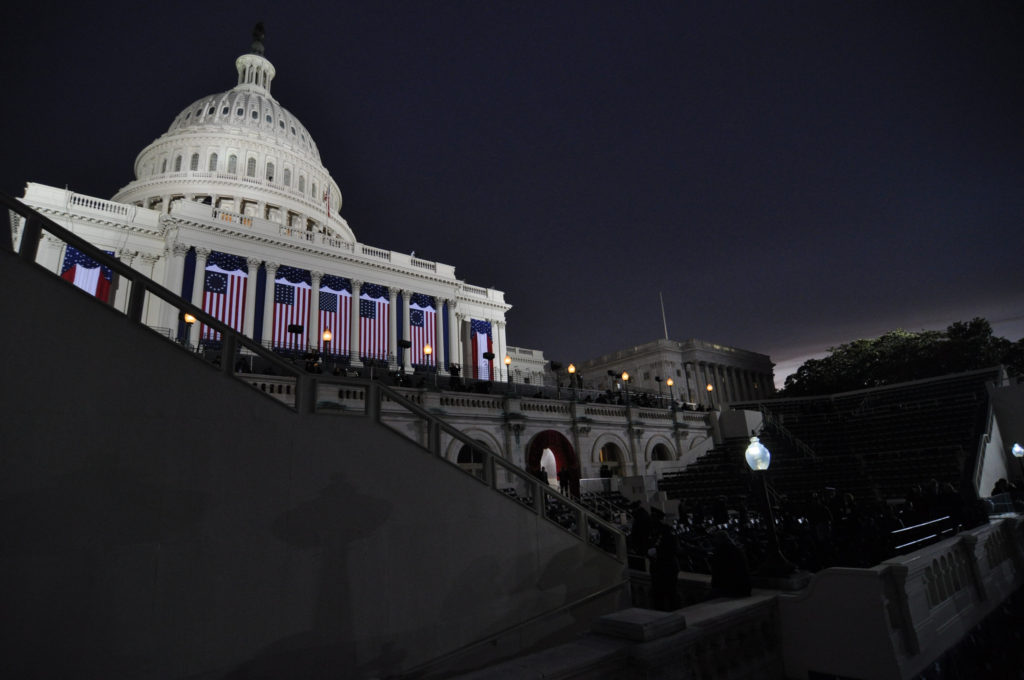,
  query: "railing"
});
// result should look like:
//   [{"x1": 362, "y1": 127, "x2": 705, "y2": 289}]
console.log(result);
[
  {"x1": 759, "y1": 403, "x2": 818, "y2": 459},
  {"x1": 3, "y1": 191, "x2": 627, "y2": 567}
]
